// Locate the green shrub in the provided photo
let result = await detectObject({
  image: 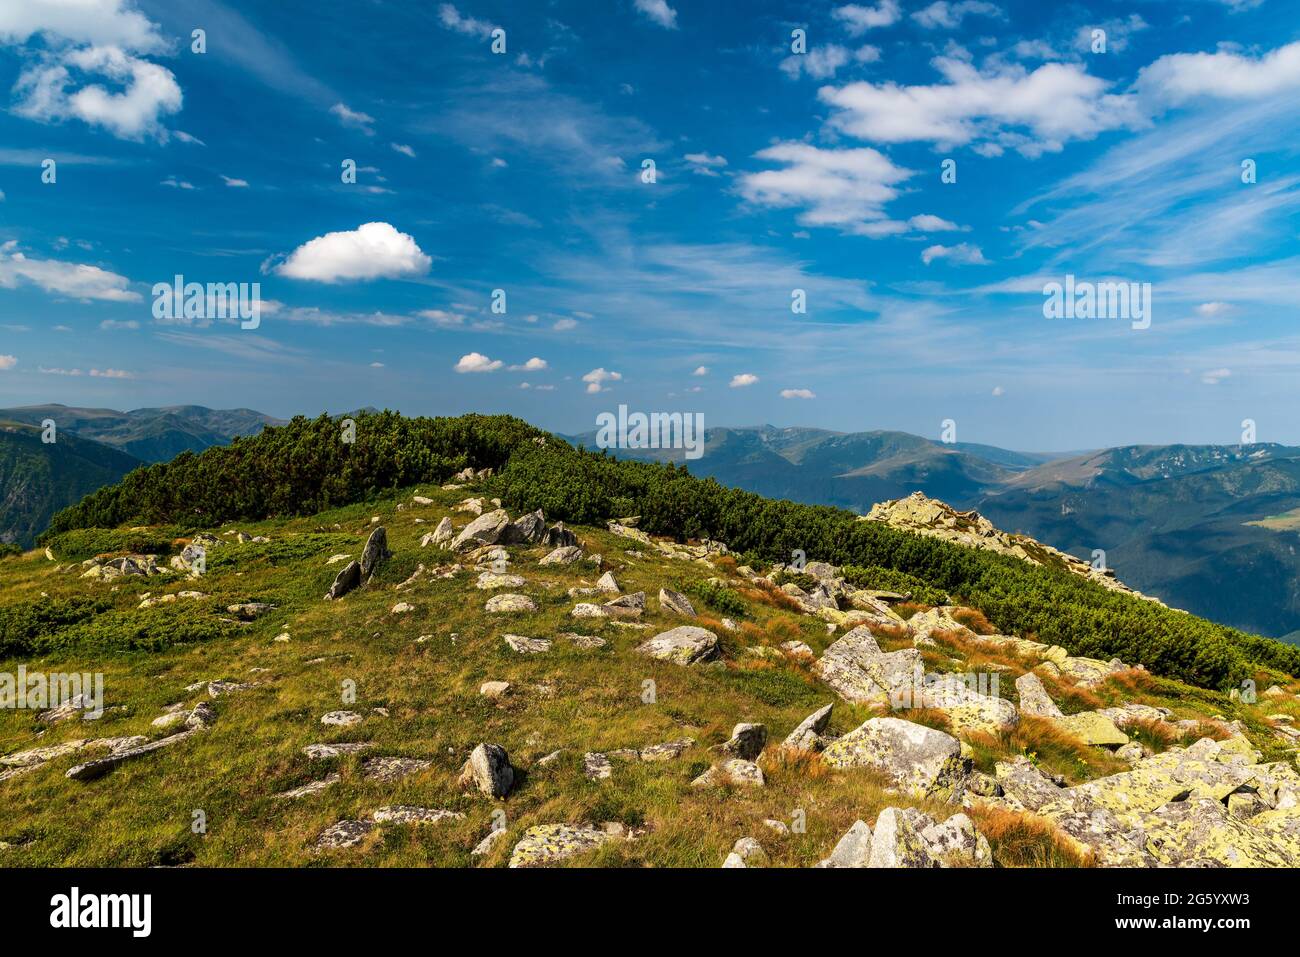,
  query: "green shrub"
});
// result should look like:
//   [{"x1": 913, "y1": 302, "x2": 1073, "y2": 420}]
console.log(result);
[
  {"x1": 681, "y1": 579, "x2": 746, "y2": 616},
  {"x1": 0, "y1": 543, "x2": 21, "y2": 560},
  {"x1": 44, "y1": 527, "x2": 181, "y2": 561},
  {"x1": 0, "y1": 595, "x2": 111, "y2": 658},
  {"x1": 841, "y1": 564, "x2": 948, "y2": 606}
]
